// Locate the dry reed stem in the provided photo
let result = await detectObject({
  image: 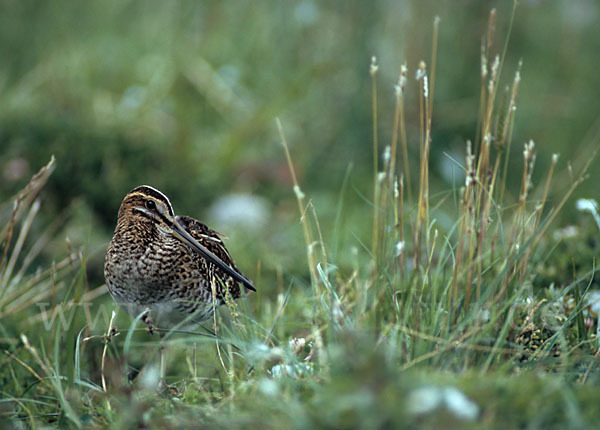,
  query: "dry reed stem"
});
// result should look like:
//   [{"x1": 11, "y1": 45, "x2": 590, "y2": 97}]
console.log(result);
[
  {"x1": 20, "y1": 334, "x2": 53, "y2": 382},
  {"x1": 370, "y1": 57, "x2": 380, "y2": 270},
  {"x1": 276, "y1": 118, "x2": 319, "y2": 290},
  {"x1": 308, "y1": 202, "x2": 329, "y2": 278},
  {"x1": 398, "y1": 64, "x2": 411, "y2": 203},
  {"x1": 428, "y1": 17, "x2": 440, "y2": 121},
  {"x1": 3, "y1": 348, "x2": 44, "y2": 383},
  {"x1": 0, "y1": 156, "x2": 56, "y2": 296},
  {"x1": 0, "y1": 253, "x2": 79, "y2": 318},
  {"x1": 100, "y1": 311, "x2": 116, "y2": 394},
  {"x1": 415, "y1": 62, "x2": 430, "y2": 269}
]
